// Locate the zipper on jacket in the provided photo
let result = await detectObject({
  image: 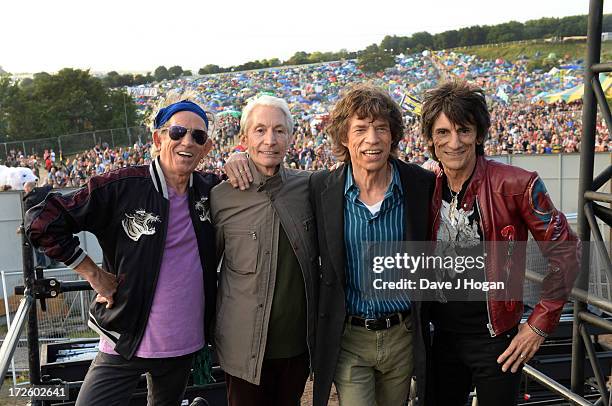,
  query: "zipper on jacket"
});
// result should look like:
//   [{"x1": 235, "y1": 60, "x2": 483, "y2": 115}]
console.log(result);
[
  {"x1": 431, "y1": 206, "x2": 440, "y2": 240},
  {"x1": 475, "y1": 198, "x2": 496, "y2": 337},
  {"x1": 253, "y1": 217, "x2": 271, "y2": 379},
  {"x1": 303, "y1": 274, "x2": 313, "y2": 380},
  {"x1": 298, "y1": 236, "x2": 313, "y2": 380},
  {"x1": 274, "y1": 206, "x2": 314, "y2": 379},
  {"x1": 131, "y1": 199, "x2": 170, "y2": 357}
]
